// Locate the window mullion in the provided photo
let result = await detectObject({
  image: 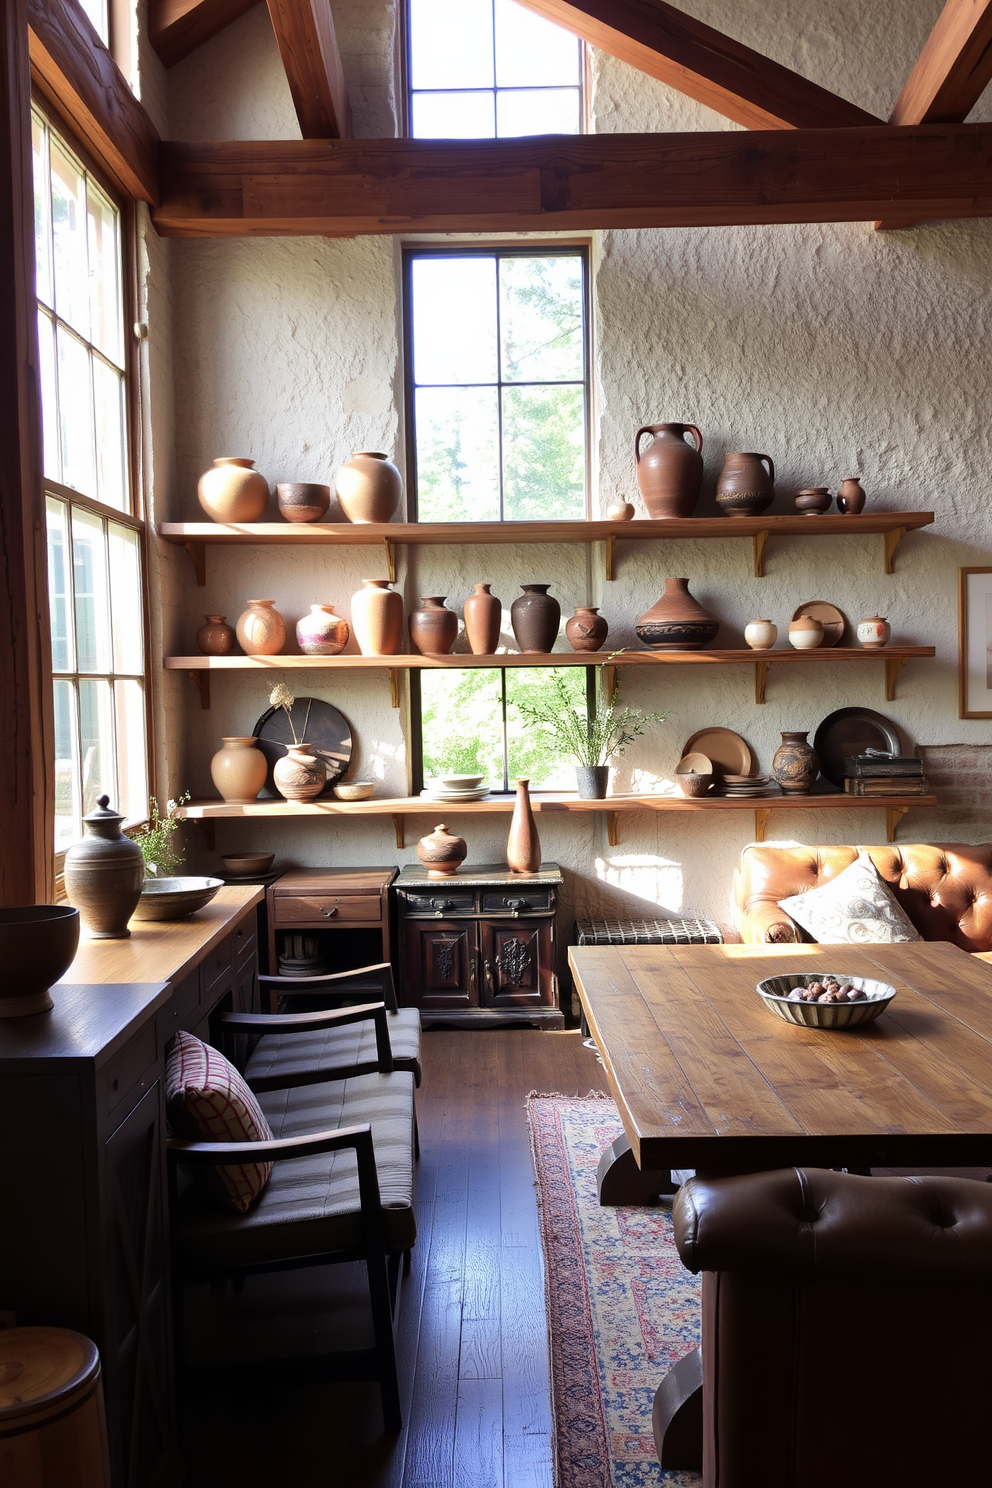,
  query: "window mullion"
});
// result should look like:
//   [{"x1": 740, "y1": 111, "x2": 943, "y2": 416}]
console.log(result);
[
  {"x1": 500, "y1": 667, "x2": 510, "y2": 794},
  {"x1": 495, "y1": 252, "x2": 505, "y2": 523}
]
